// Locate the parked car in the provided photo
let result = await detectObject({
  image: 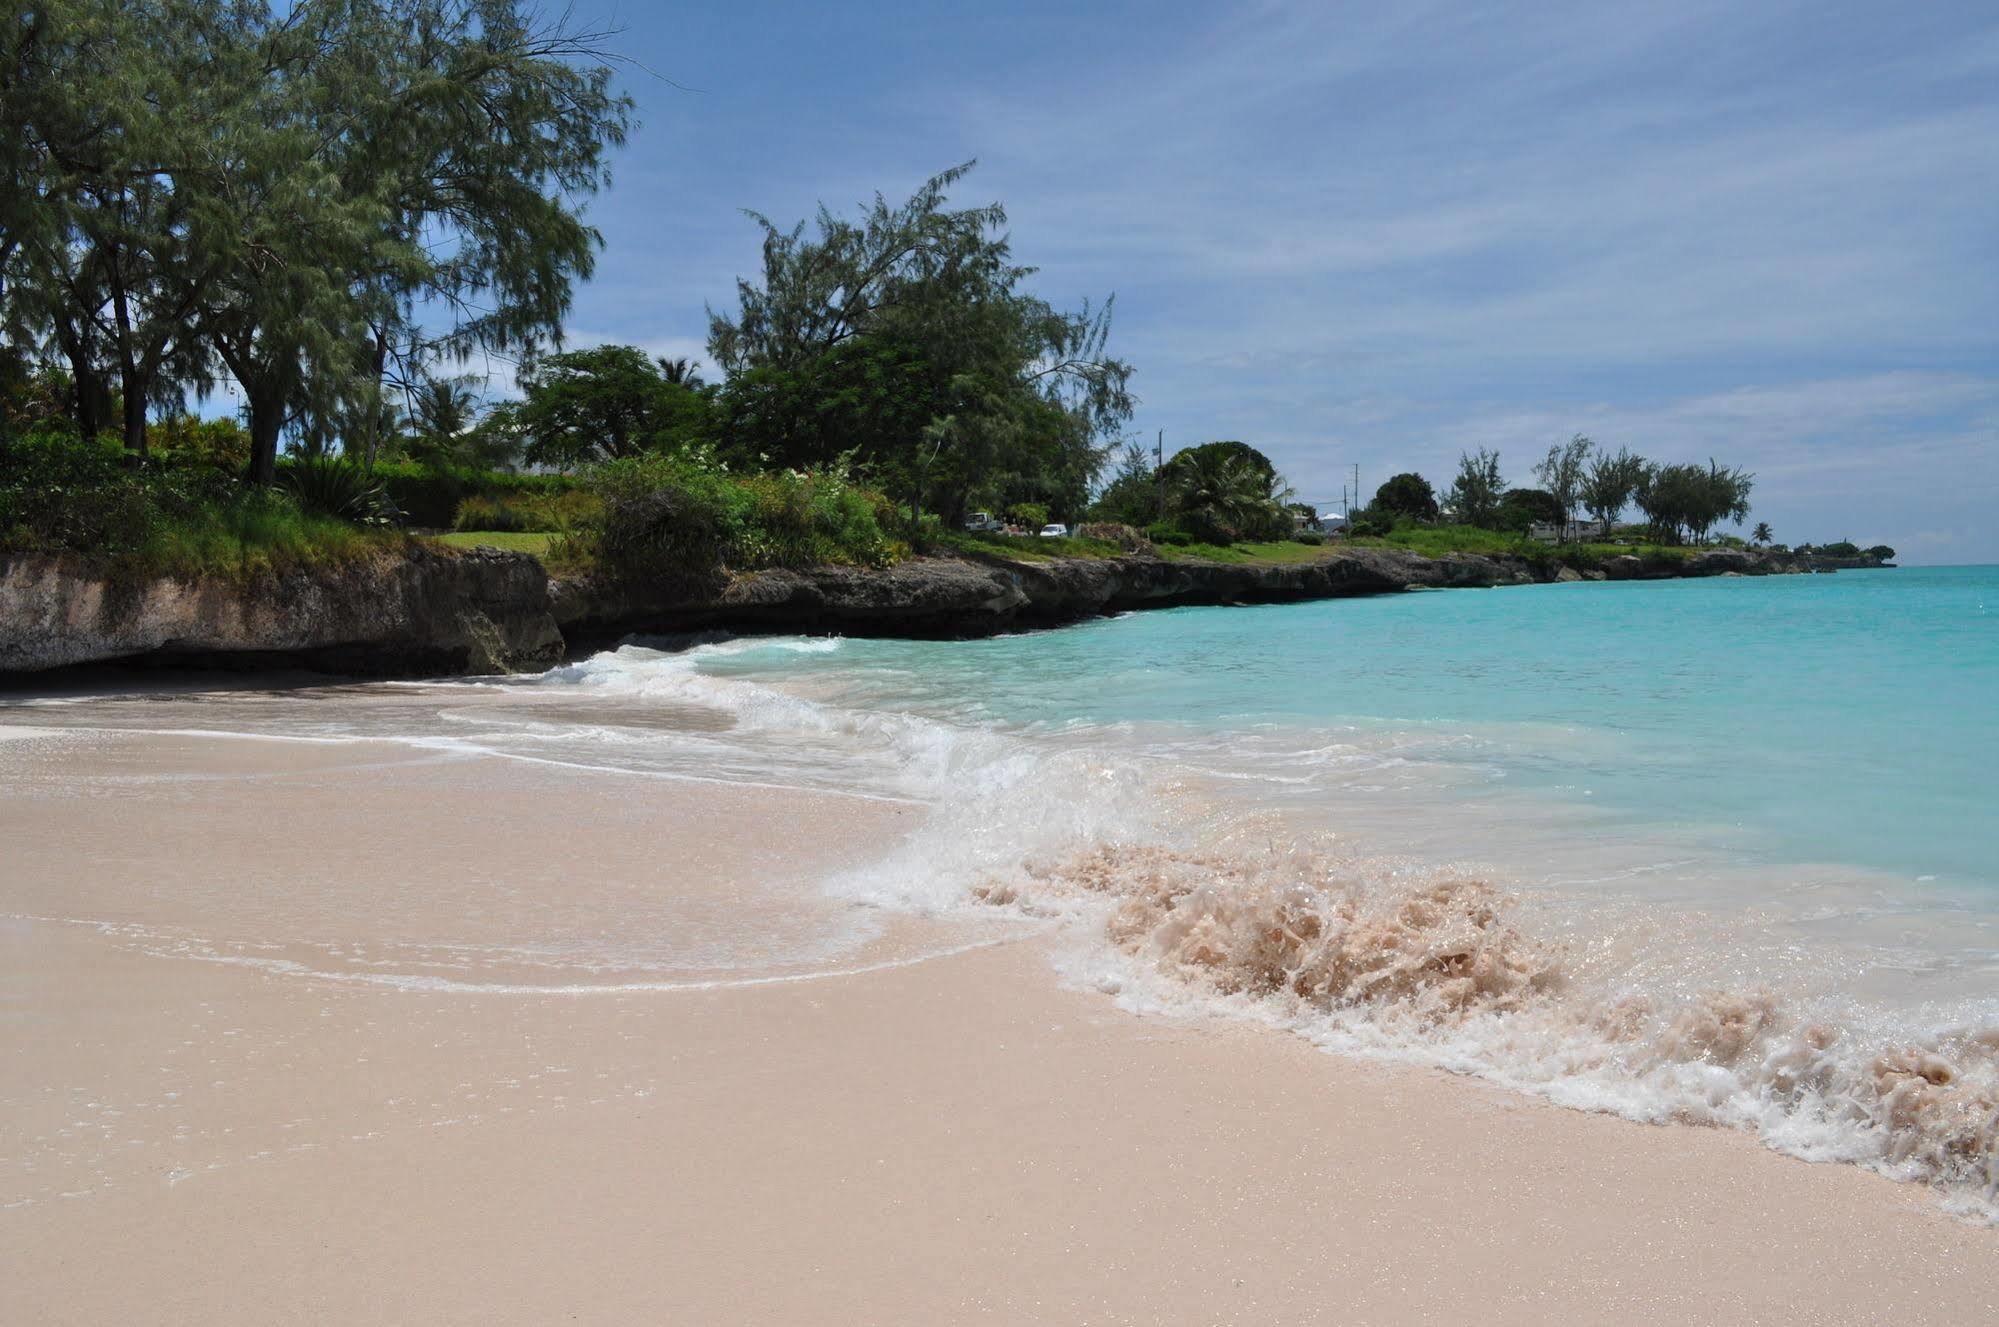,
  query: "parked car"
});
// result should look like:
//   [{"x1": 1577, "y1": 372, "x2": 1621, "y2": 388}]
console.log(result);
[
  {"x1": 963, "y1": 511, "x2": 1004, "y2": 533},
  {"x1": 1037, "y1": 523, "x2": 1069, "y2": 538}
]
